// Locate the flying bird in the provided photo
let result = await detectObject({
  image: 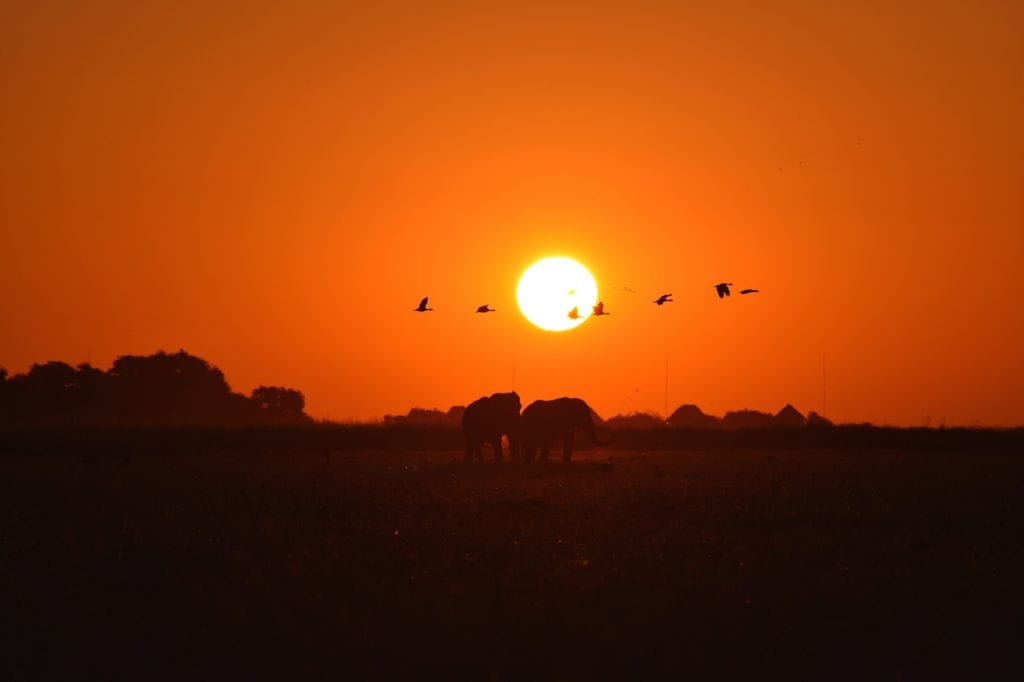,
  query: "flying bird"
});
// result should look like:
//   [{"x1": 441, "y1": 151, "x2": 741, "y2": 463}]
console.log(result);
[
  {"x1": 739, "y1": 289, "x2": 759, "y2": 295},
  {"x1": 714, "y1": 283, "x2": 733, "y2": 299},
  {"x1": 568, "y1": 306, "x2": 580, "y2": 320},
  {"x1": 593, "y1": 301, "x2": 610, "y2": 316},
  {"x1": 654, "y1": 294, "x2": 673, "y2": 305},
  {"x1": 476, "y1": 304, "x2": 495, "y2": 313},
  {"x1": 414, "y1": 297, "x2": 433, "y2": 312}
]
